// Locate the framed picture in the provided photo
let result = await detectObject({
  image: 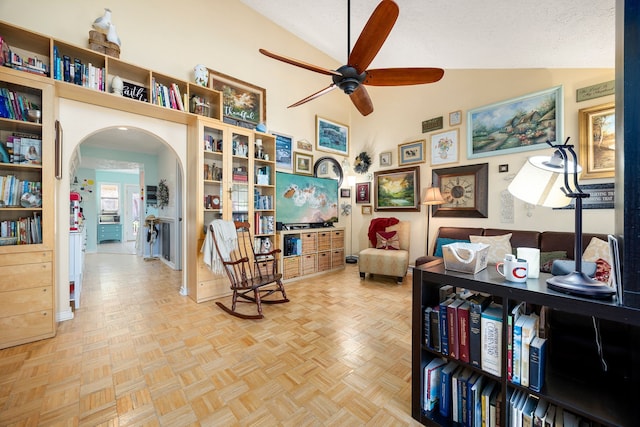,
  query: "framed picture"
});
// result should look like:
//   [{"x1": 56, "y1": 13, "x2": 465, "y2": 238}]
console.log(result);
[
  {"x1": 316, "y1": 115, "x2": 349, "y2": 156},
  {"x1": 297, "y1": 139, "x2": 313, "y2": 152},
  {"x1": 578, "y1": 102, "x2": 615, "y2": 179},
  {"x1": 355, "y1": 182, "x2": 370, "y2": 203},
  {"x1": 398, "y1": 139, "x2": 426, "y2": 165},
  {"x1": 449, "y1": 110, "x2": 462, "y2": 126},
  {"x1": 380, "y1": 151, "x2": 392, "y2": 166},
  {"x1": 293, "y1": 152, "x2": 313, "y2": 175},
  {"x1": 208, "y1": 69, "x2": 266, "y2": 128},
  {"x1": 340, "y1": 188, "x2": 351, "y2": 198},
  {"x1": 467, "y1": 85, "x2": 563, "y2": 159},
  {"x1": 361, "y1": 205, "x2": 372, "y2": 215},
  {"x1": 430, "y1": 128, "x2": 459, "y2": 166},
  {"x1": 374, "y1": 166, "x2": 421, "y2": 212},
  {"x1": 432, "y1": 163, "x2": 488, "y2": 218},
  {"x1": 272, "y1": 131, "x2": 293, "y2": 170}
]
